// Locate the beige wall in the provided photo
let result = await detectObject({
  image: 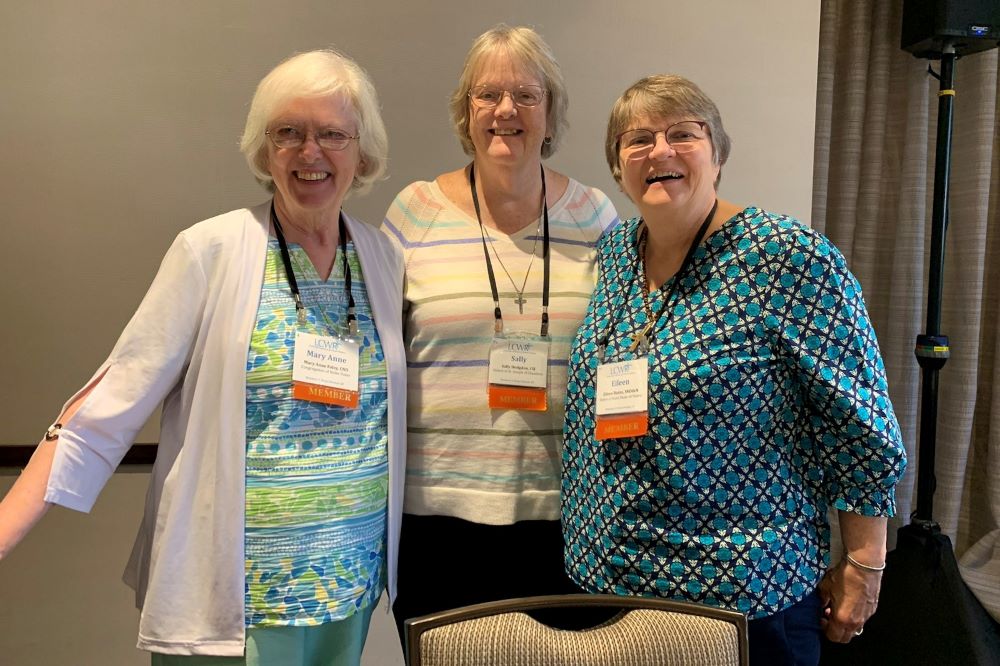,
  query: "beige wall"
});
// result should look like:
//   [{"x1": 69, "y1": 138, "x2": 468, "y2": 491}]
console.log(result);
[{"x1": 0, "y1": 1, "x2": 819, "y2": 664}]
